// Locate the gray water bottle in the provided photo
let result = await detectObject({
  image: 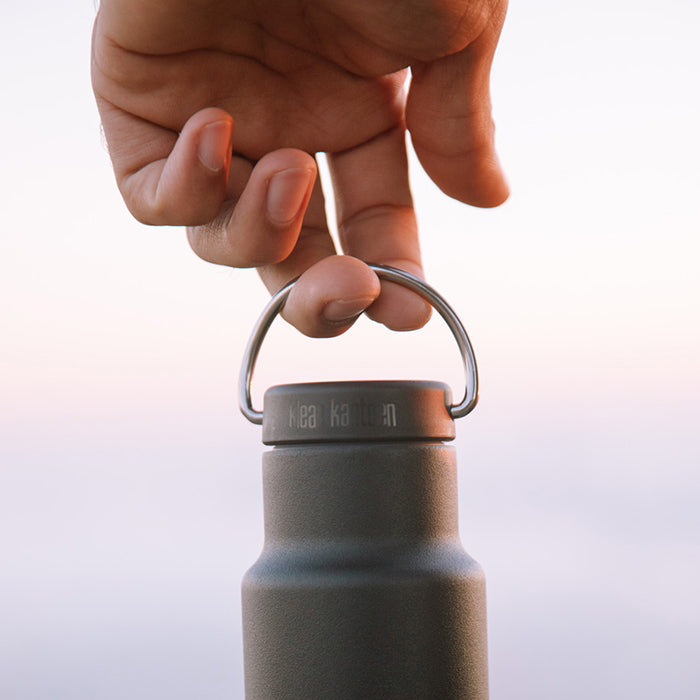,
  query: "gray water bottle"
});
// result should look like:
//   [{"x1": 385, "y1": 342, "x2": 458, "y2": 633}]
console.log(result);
[{"x1": 238, "y1": 265, "x2": 488, "y2": 700}]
